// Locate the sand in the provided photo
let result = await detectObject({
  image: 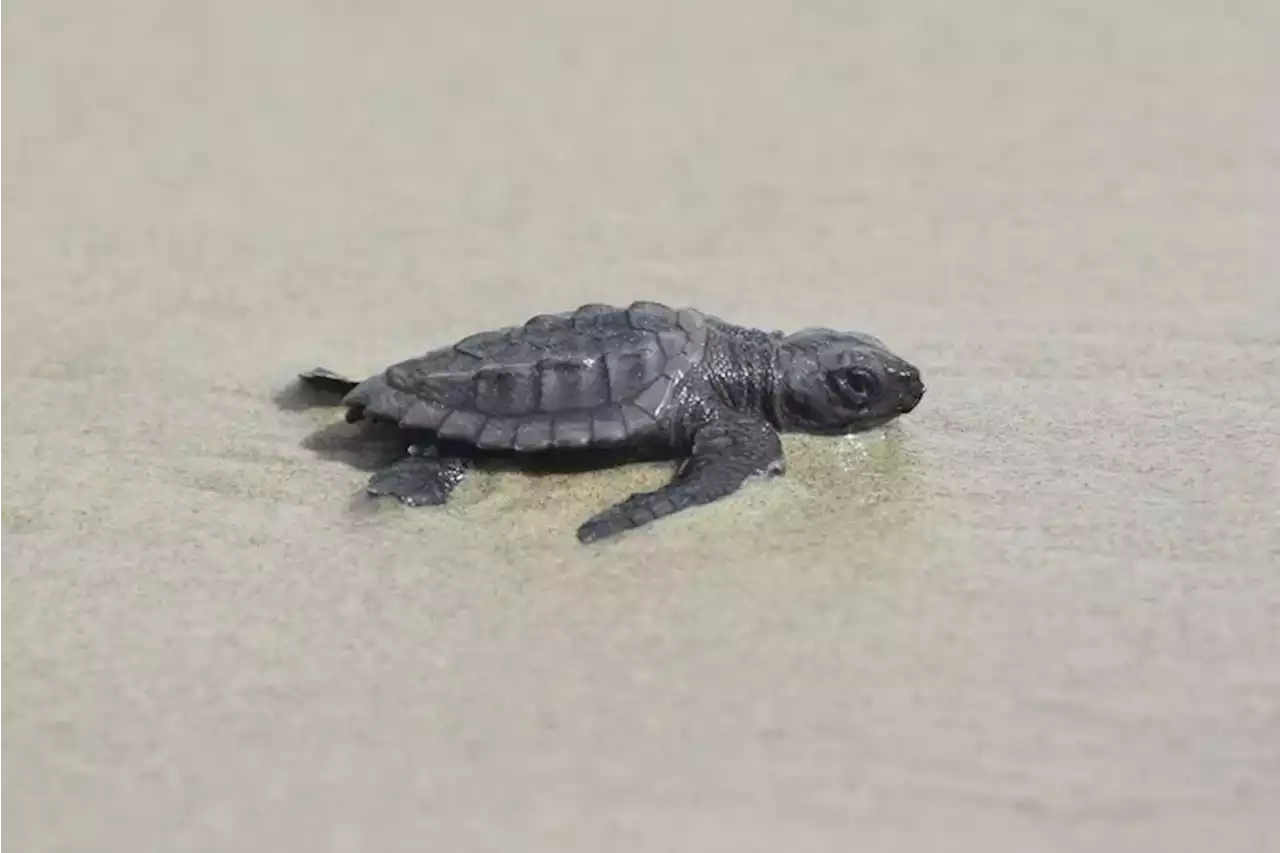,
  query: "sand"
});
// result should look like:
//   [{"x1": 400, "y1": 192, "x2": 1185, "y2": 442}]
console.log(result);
[{"x1": 4, "y1": 1, "x2": 1279, "y2": 850}]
